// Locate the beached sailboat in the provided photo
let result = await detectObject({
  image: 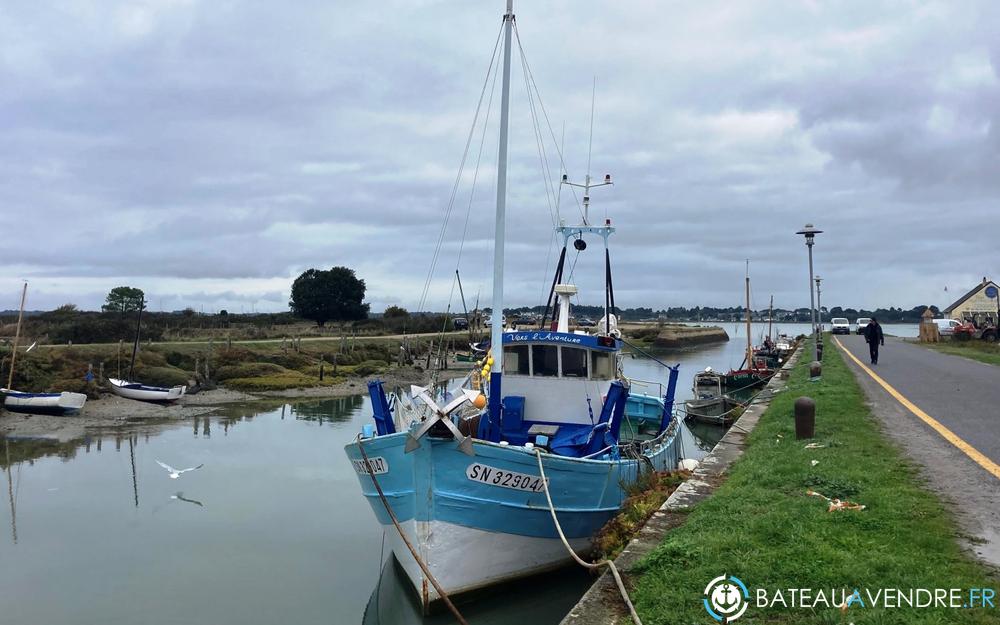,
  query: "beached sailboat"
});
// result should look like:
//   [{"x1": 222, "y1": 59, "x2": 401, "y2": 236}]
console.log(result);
[
  {"x1": 1, "y1": 283, "x2": 87, "y2": 416},
  {"x1": 344, "y1": 3, "x2": 683, "y2": 611},
  {"x1": 106, "y1": 301, "x2": 186, "y2": 403}
]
